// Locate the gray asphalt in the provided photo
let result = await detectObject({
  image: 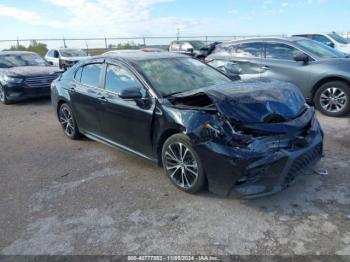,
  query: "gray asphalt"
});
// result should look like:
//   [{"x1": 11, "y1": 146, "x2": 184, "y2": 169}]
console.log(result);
[{"x1": 0, "y1": 98, "x2": 349, "y2": 255}]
